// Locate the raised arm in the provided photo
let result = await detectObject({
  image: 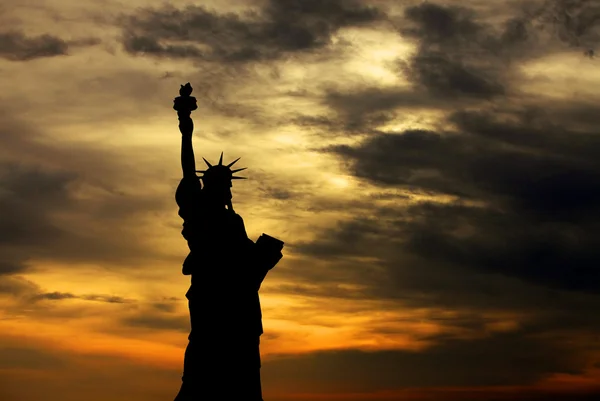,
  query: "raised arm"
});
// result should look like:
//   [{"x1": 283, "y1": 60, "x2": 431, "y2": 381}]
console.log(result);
[
  {"x1": 179, "y1": 115, "x2": 196, "y2": 179},
  {"x1": 174, "y1": 83, "x2": 199, "y2": 179}
]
